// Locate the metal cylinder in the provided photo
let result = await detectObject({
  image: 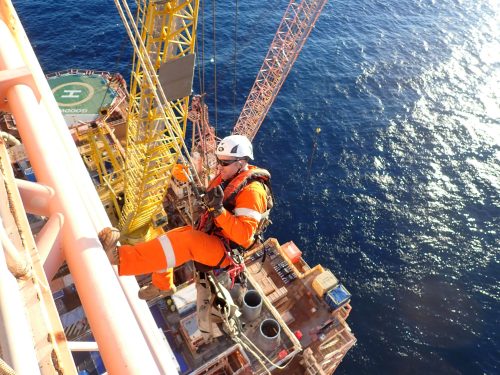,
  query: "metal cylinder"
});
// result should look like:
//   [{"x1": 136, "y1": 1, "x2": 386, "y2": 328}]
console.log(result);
[
  {"x1": 259, "y1": 319, "x2": 281, "y2": 352},
  {"x1": 242, "y1": 289, "x2": 262, "y2": 322}
]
